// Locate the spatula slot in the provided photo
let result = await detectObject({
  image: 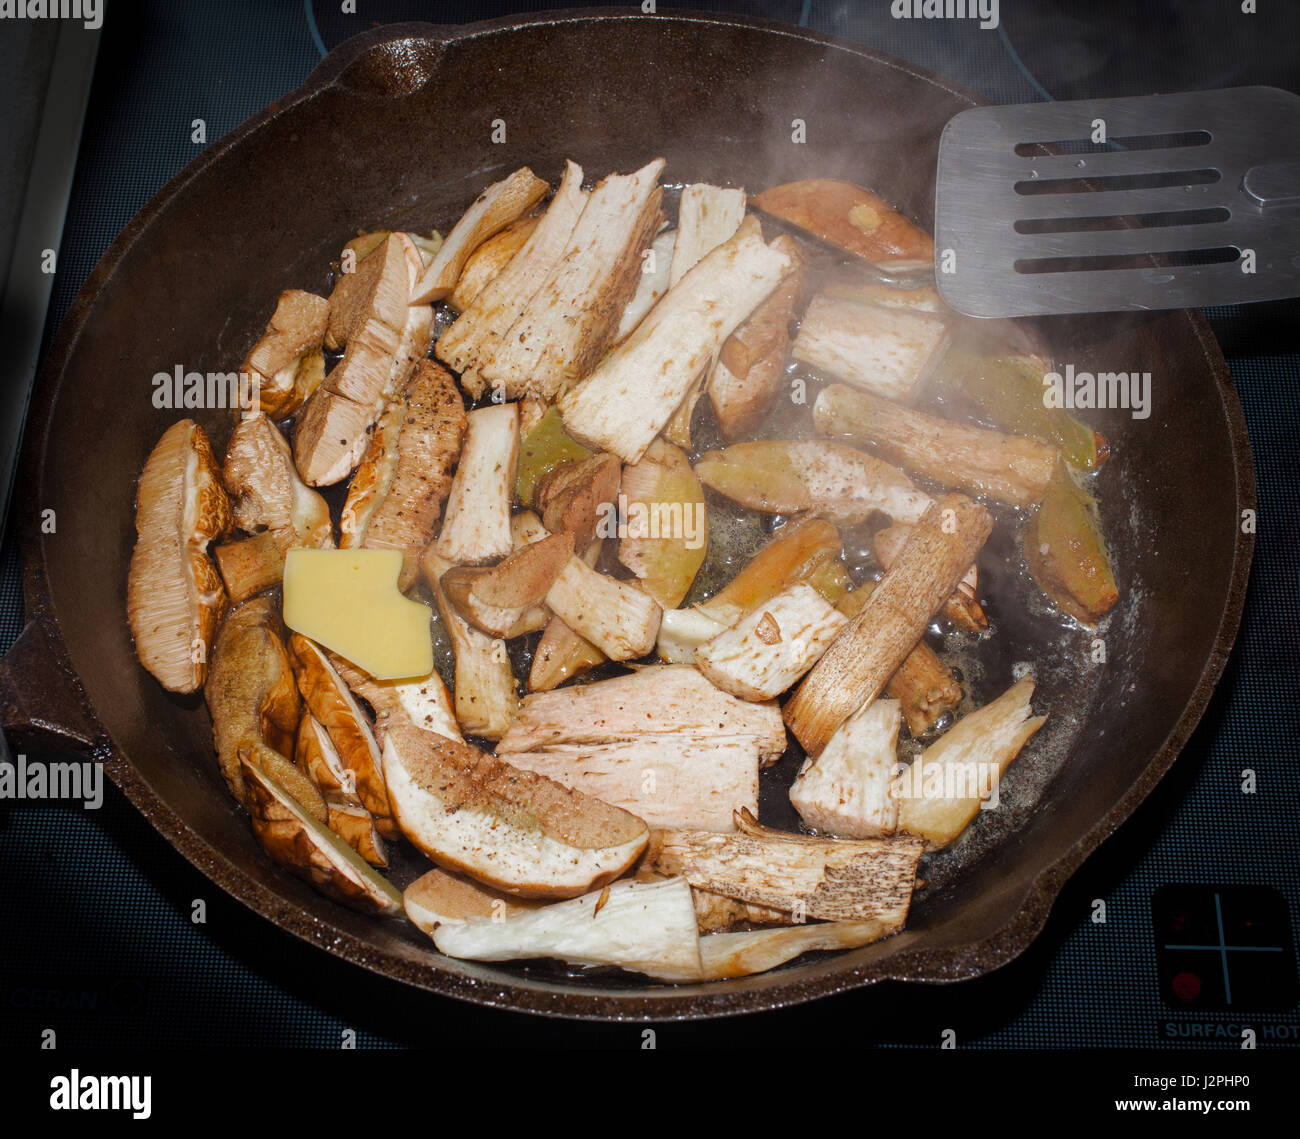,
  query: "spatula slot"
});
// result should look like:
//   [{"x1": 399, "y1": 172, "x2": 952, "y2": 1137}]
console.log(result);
[
  {"x1": 1014, "y1": 207, "x2": 1231, "y2": 234},
  {"x1": 1015, "y1": 169, "x2": 1222, "y2": 196},
  {"x1": 1013, "y1": 131, "x2": 1211, "y2": 157},
  {"x1": 1013, "y1": 246, "x2": 1241, "y2": 275}
]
